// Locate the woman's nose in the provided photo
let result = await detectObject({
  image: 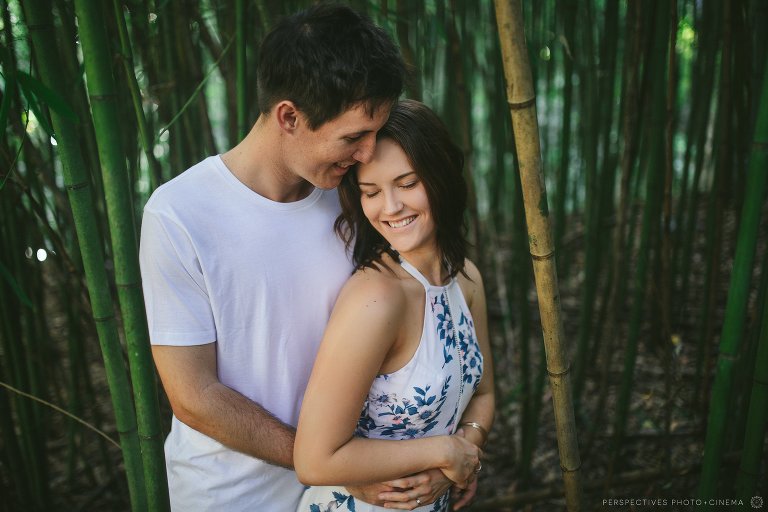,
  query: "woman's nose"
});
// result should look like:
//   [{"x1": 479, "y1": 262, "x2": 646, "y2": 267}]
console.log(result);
[{"x1": 382, "y1": 190, "x2": 403, "y2": 215}]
